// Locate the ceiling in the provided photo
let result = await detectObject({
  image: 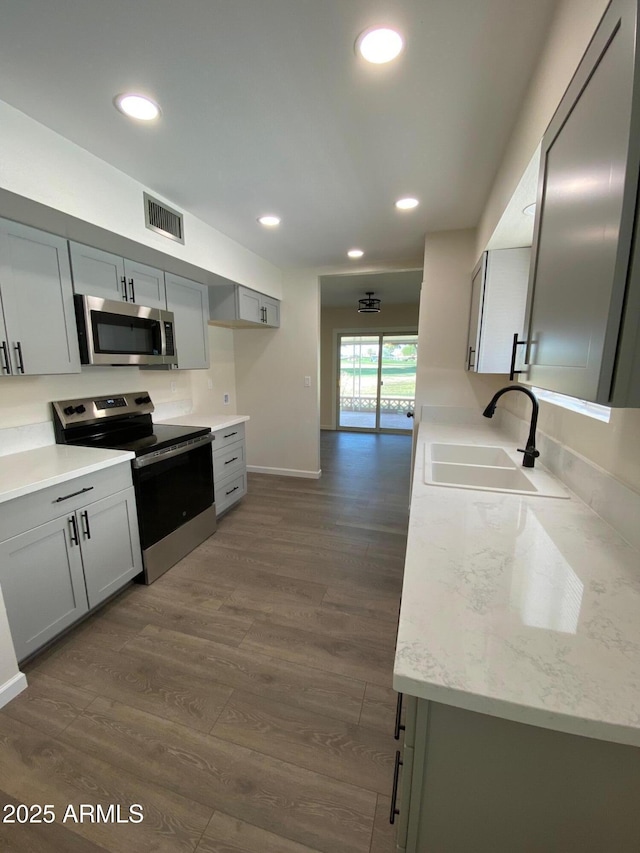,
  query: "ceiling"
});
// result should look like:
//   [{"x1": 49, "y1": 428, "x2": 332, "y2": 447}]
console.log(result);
[
  {"x1": 0, "y1": 0, "x2": 557, "y2": 271},
  {"x1": 321, "y1": 269, "x2": 422, "y2": 308}
]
